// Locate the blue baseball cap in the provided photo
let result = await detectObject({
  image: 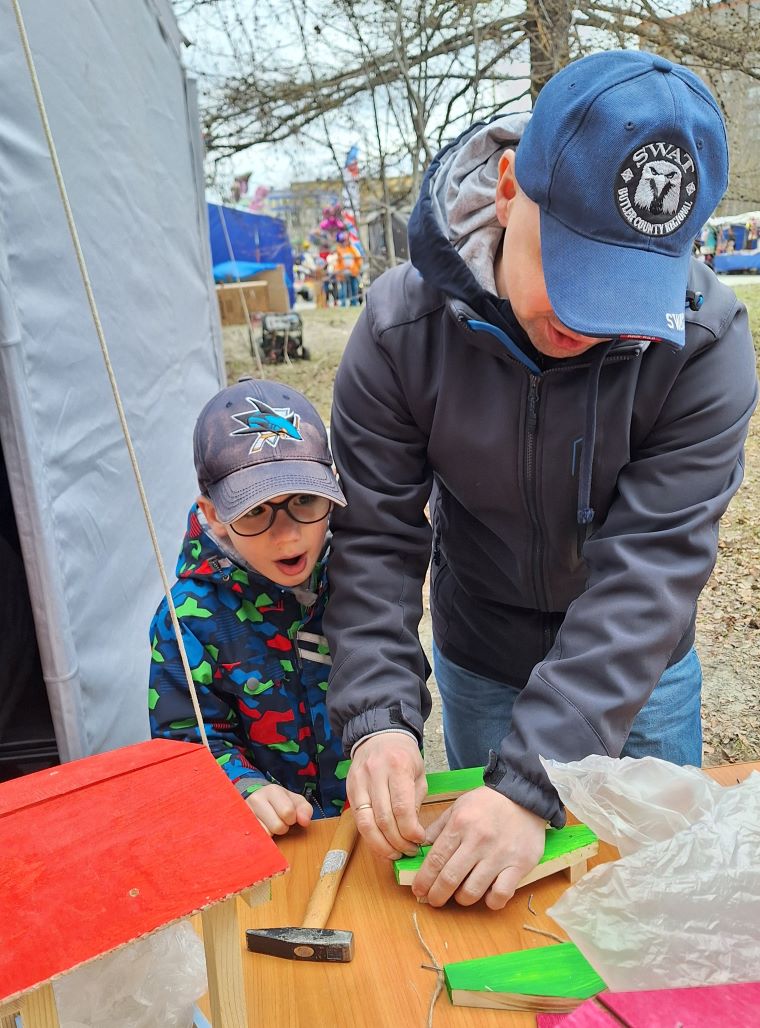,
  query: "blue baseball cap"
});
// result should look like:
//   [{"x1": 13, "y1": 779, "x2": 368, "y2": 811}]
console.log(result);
[{"x1": 514, "y1": 50, "x2": 728, "y2": 348}]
